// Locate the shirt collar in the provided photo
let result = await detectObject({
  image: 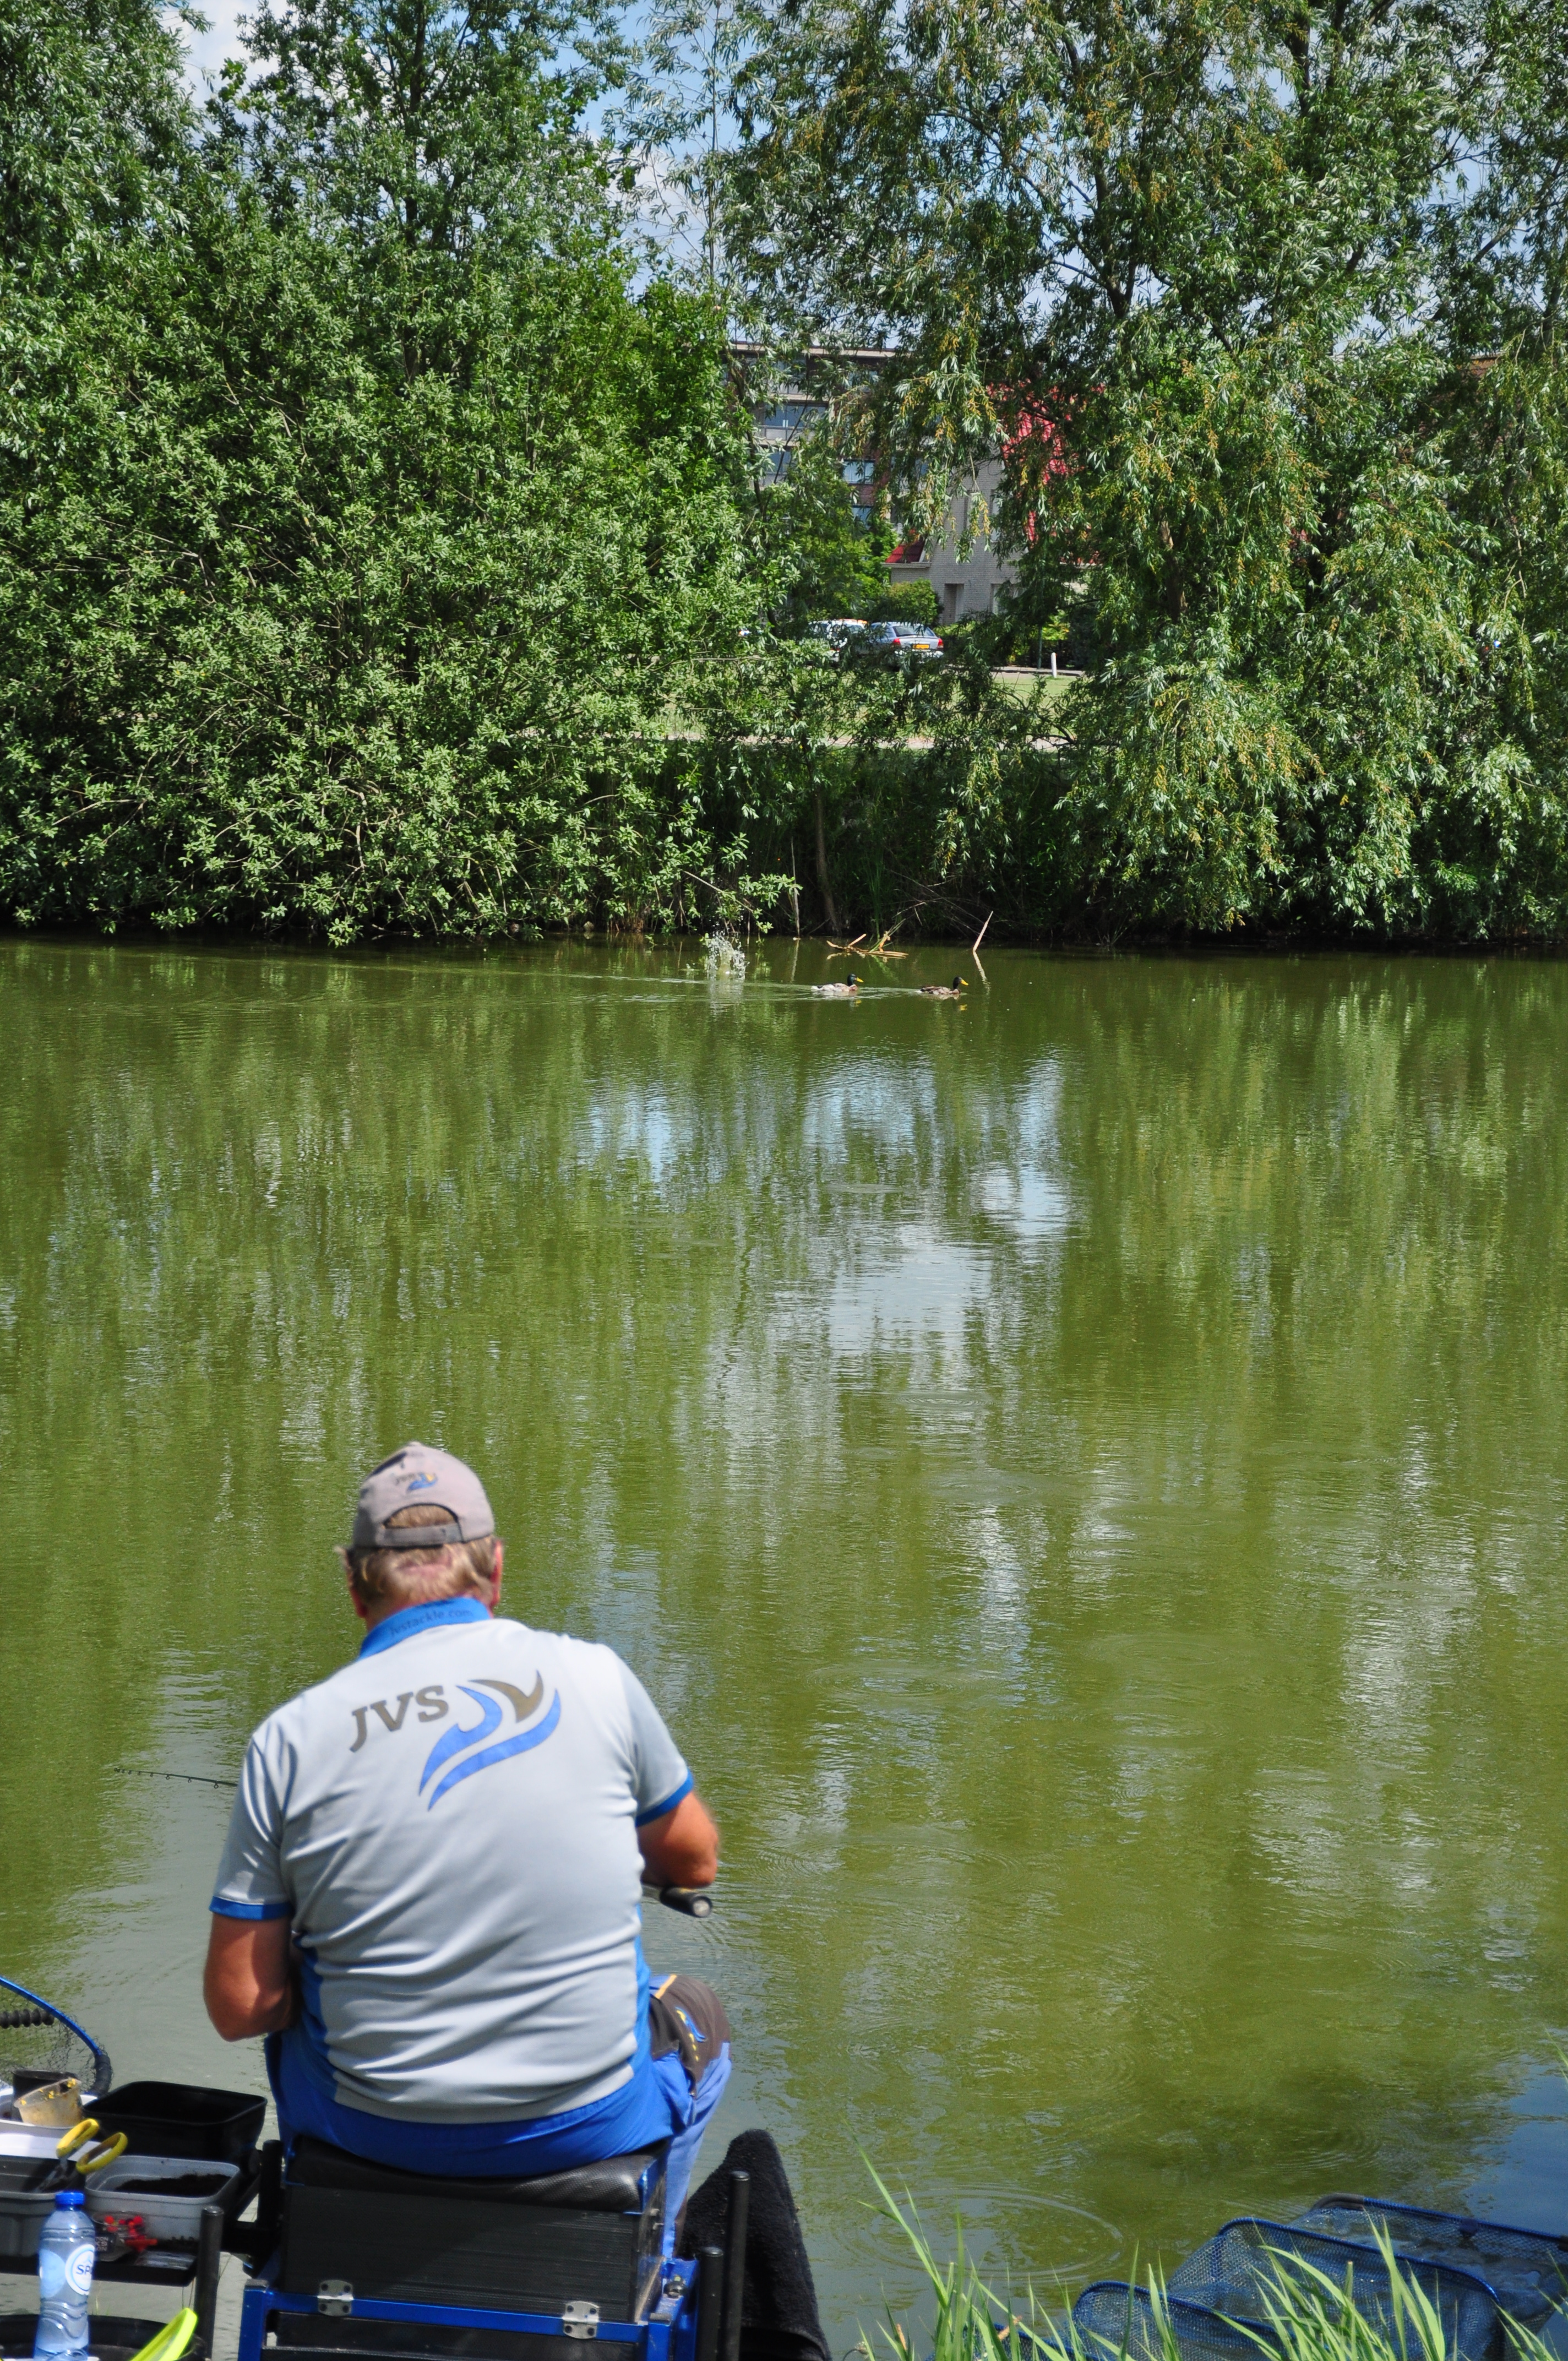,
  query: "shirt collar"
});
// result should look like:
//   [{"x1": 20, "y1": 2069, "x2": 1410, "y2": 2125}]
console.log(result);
[{"x1": 357, "y1": 1596, "x2": 492, "y2": 1659}]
